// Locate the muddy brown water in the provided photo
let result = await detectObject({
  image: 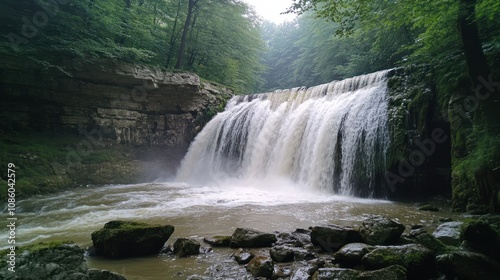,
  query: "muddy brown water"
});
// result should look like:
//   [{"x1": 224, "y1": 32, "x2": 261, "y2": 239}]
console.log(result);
[{"x1": 1, "y1": 182, "x2": 460, "y2": 279}]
